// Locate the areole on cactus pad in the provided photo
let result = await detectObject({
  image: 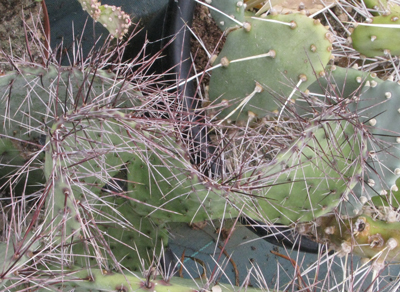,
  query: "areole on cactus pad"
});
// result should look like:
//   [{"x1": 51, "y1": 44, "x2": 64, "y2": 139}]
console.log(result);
[{"x1": 207, "y1": 0, "x2": 333, "y2": 121}]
